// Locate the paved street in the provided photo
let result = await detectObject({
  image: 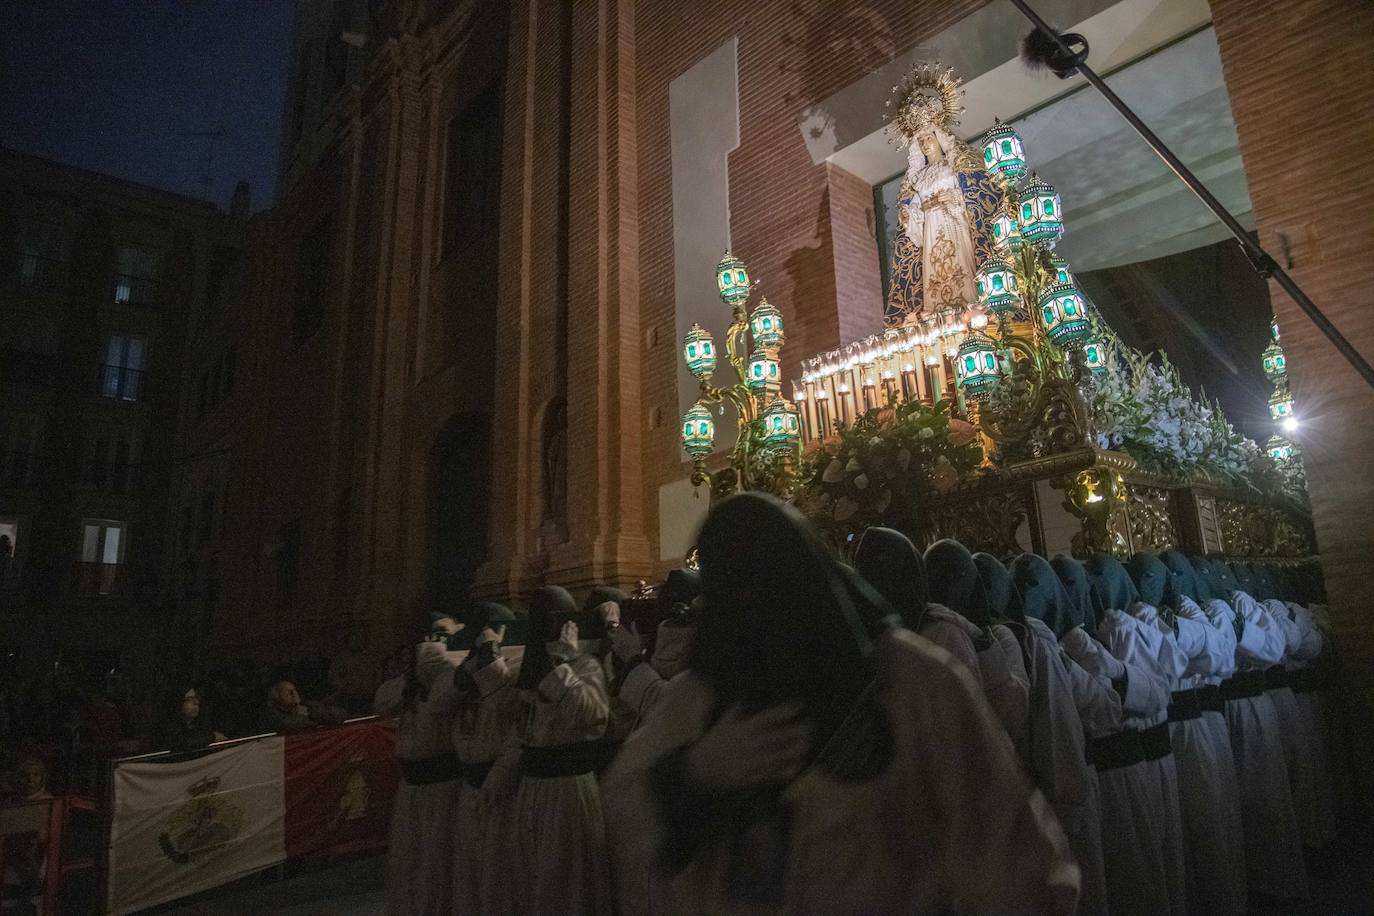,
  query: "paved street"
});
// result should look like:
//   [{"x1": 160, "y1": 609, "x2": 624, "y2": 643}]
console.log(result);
[{"x1": 151, "y1": 854, "x2": 383, "y2": 915}]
